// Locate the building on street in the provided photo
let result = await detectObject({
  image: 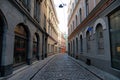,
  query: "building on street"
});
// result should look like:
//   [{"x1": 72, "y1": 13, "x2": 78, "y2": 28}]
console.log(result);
[
  {"x1": 46, "y1": 0, "x2": 59, "y2": 56},
  {"x1": 67, "y1": 0, "x2": 120, "y2": 78},
  {"x1": 61, "y1": 32, "x2": 66, "y2": 53},
  {"x1": 0, "y1": 0, "x2": 60, "y2": 77}
]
